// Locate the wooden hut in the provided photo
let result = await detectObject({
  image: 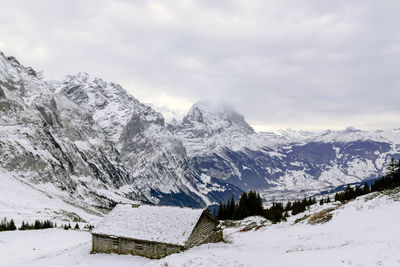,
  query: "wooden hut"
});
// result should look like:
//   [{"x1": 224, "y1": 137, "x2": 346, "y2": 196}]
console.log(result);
[{"x1": 91, "y1": 204, "x2": 222, "y2": 259}]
